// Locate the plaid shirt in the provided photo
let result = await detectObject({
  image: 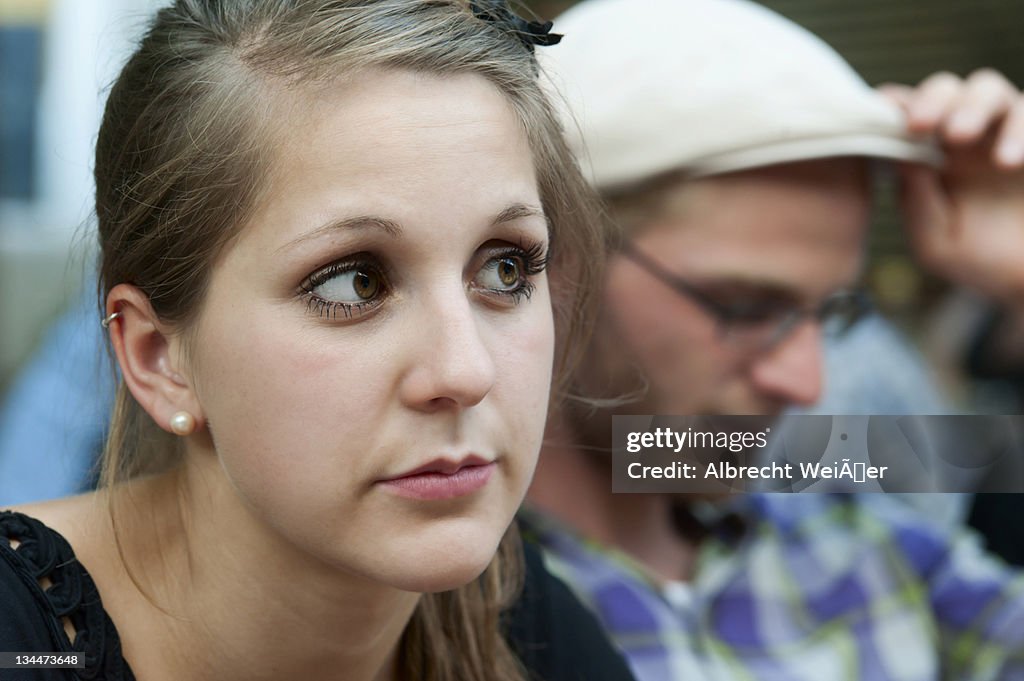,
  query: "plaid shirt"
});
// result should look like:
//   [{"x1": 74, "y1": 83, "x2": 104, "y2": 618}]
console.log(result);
[{"x1": 520, "y1": 495, "x2": 1024, "y2": 681}]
